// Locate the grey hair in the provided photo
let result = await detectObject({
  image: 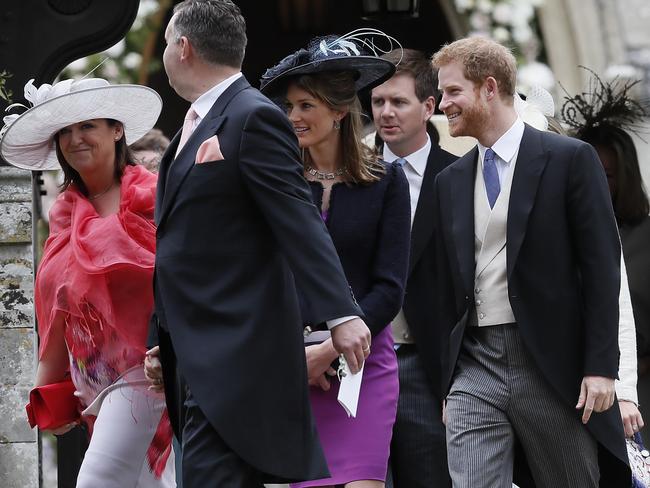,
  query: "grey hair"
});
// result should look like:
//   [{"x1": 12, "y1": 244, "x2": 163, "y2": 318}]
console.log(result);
[{"x1": 172, "y1": 0, "x2": 247, "y2": 68}]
